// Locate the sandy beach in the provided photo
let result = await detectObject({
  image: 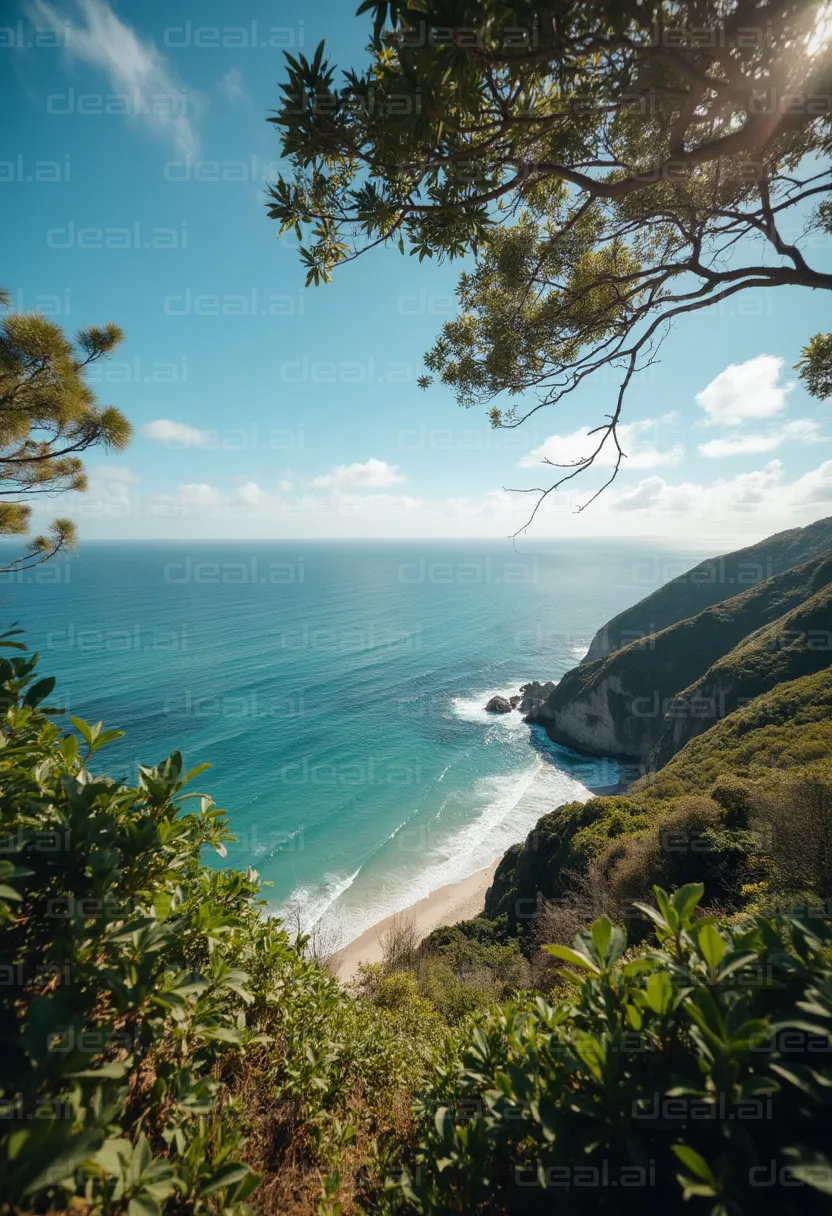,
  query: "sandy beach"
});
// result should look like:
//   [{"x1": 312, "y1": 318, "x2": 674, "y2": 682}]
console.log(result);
[
  {"x1": 333, "y1": 858, "x2": 500, "y2": 982},
  {"x1": 332, "y1": 778, "x2": 626, "y2": 983}
]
